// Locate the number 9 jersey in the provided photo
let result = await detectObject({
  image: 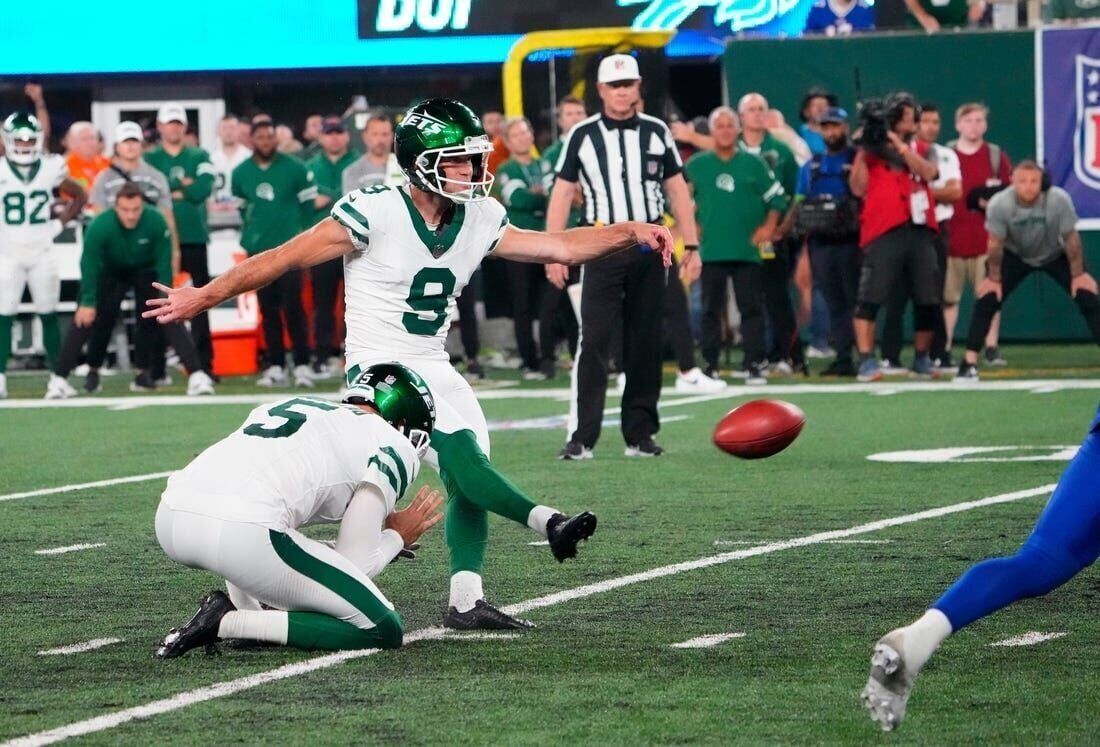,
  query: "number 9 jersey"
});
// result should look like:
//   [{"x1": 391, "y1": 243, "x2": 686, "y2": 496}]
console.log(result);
[
  {"x1": 331, "y1": 184, "x2": 508, "y2": 363},
  {"x1": 0, "y1": 153, "x2": 68, "y2": 248}
]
